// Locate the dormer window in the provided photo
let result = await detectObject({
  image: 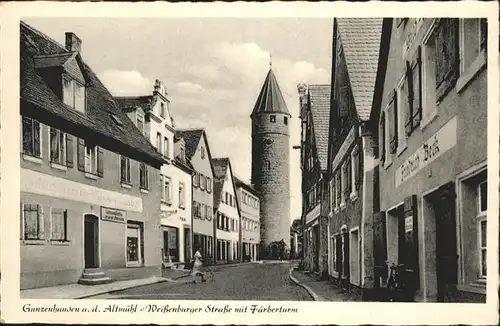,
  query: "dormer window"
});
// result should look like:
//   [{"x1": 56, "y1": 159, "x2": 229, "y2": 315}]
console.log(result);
[
  {"x1": 136, "y1": 112, "x2": 145, "y2": 134},
  {"x1": 63, "y1": 75, "x2": 85, "y2": 114}
]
